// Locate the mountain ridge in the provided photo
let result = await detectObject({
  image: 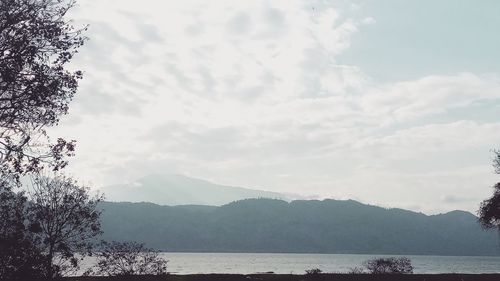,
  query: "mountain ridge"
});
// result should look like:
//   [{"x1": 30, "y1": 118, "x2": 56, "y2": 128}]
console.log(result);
[{"x1": 99, "y1": 198, "x2": 500, "y2": 256}]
